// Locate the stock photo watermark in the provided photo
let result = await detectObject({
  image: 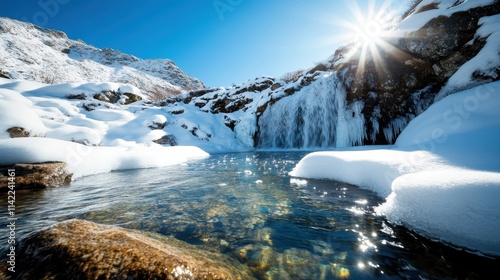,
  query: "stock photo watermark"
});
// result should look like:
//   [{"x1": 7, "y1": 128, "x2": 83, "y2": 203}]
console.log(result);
[
  {"x1": 6, "y1": 168, "x2": 16, "y2": 273},
  {"x1": 412, "y1": 84, "x2": 493, "y2": 156},
  {"x1": 21, "y1": 0, "x2": 70, "y2": 27},
  {"x1": 213, "y1": 0, "x2": 244, "y2": 21},
  {"x1": 382, "y1": 83, "x2": 496, "y2": 184}
]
